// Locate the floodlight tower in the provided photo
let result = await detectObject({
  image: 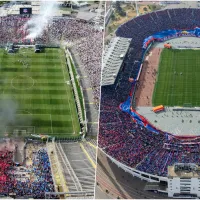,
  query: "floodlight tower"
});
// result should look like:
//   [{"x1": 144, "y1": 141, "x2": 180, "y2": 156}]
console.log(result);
[{"x1": 135, "y1": 0, "x2": 139, "y2": 16}]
